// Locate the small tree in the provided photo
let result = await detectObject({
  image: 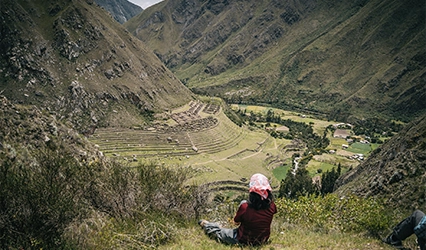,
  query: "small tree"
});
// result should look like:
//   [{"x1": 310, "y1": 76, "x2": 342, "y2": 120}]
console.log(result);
[
  {"x1": 320, "y1": 164, "x2": 342, "y2": 195},
  {"x1": 279, "y1": 168, "x2": 318, "y2": 199}
]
